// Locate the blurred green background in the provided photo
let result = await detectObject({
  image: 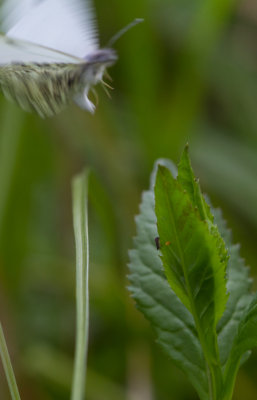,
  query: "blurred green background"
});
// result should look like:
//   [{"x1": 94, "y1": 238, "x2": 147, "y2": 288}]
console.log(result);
[{"x1": 0, "y1": 0, "x2": 256, "y2": 399}]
